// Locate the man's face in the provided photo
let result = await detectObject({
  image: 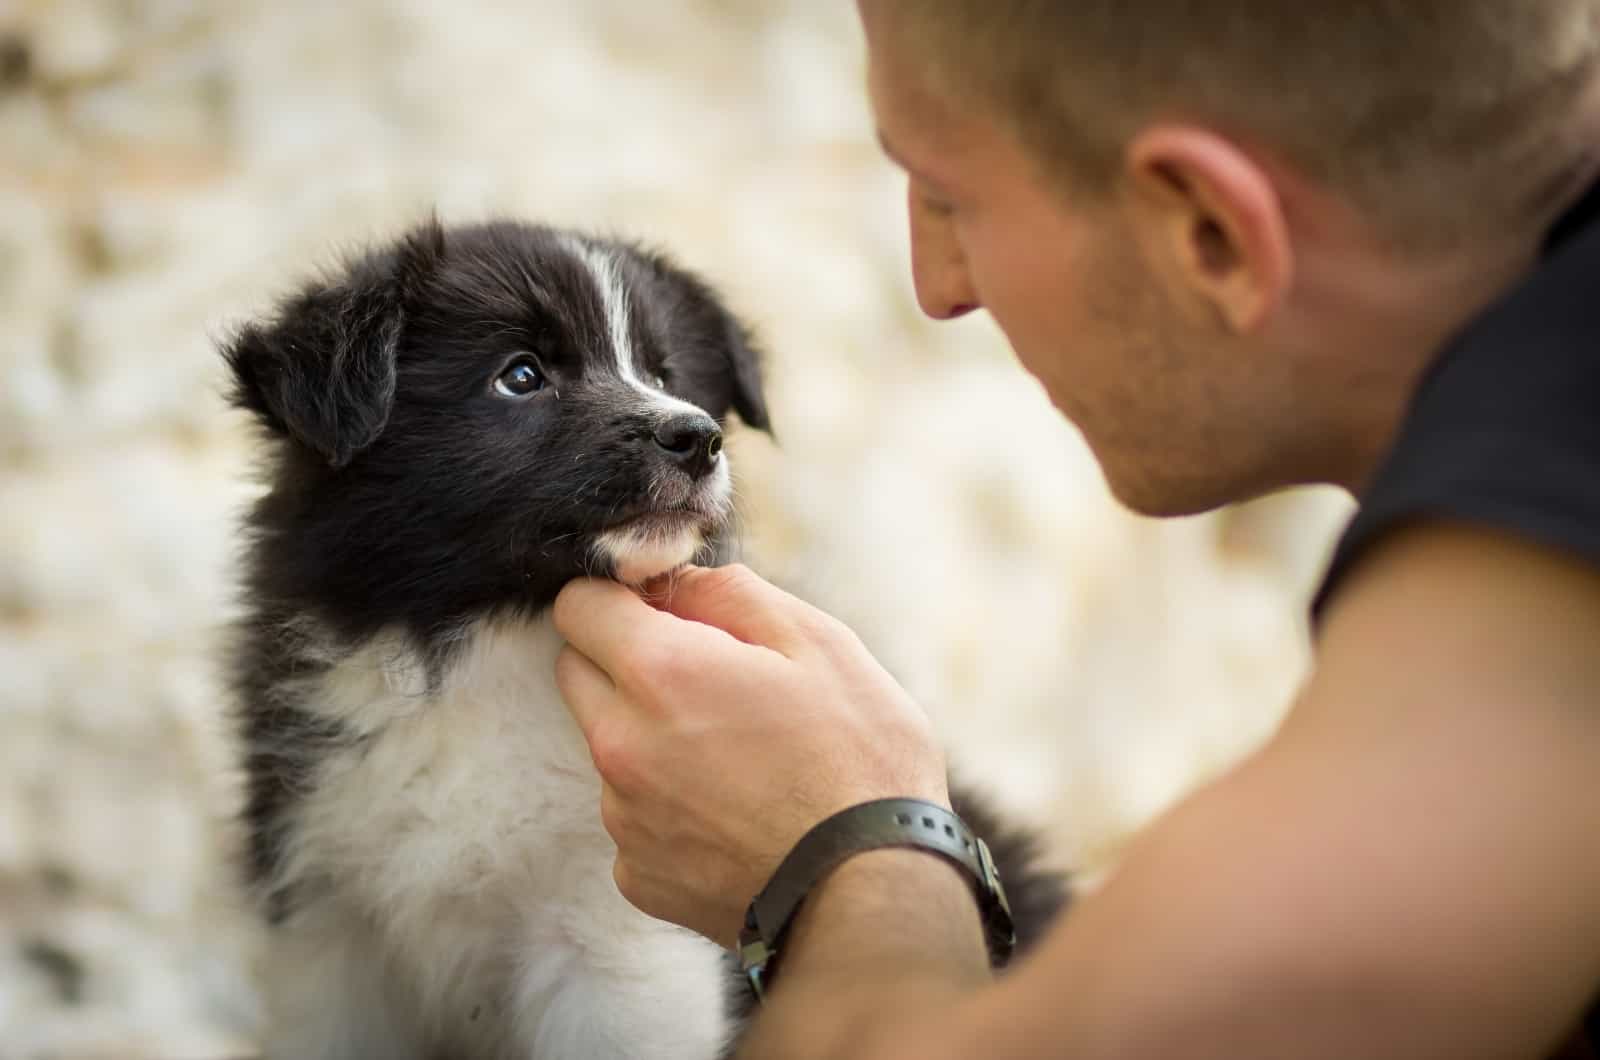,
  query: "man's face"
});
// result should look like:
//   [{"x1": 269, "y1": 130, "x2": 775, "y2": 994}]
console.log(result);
[{"x1": 859, "y1": 4, "x2": 1297, "y2": 516}]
